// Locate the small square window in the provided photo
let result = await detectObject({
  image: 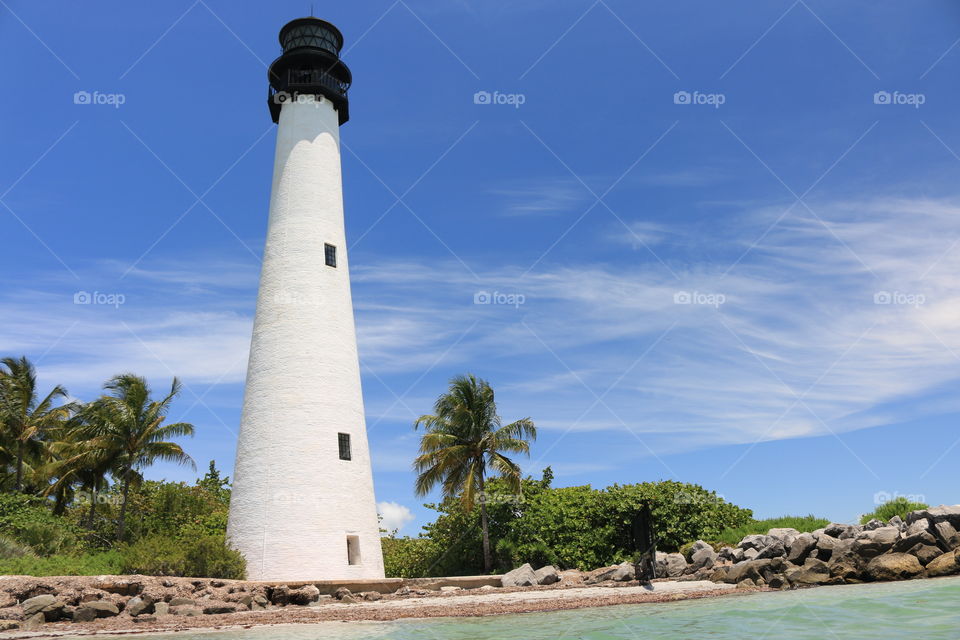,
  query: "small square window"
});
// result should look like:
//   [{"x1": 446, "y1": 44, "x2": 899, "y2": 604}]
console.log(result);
[
  {"x1": 324, "y1": 243, "x2": 337, "y2": 267},
  {"x1": 338, "y1": 432, "x2": 351, "y2": 460}
]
